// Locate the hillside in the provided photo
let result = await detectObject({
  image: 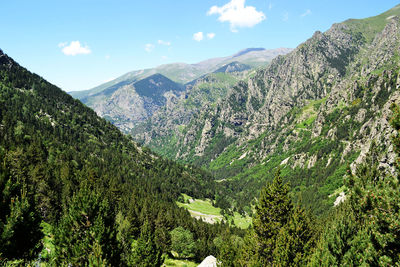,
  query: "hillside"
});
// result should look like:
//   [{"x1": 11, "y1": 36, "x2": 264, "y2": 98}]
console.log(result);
[
  {"x1": 0, "y1": 49, "x2": 236, "y2": 265},
  {"x1": 132, "y1": 71, "x2": 247, "y2": 155},
  {"x1": 80, "y1": 73, "x2": 184, "y2": 132},
  {"x1": 133, "y1": 5, "x2": 400, "y2": 215}
]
